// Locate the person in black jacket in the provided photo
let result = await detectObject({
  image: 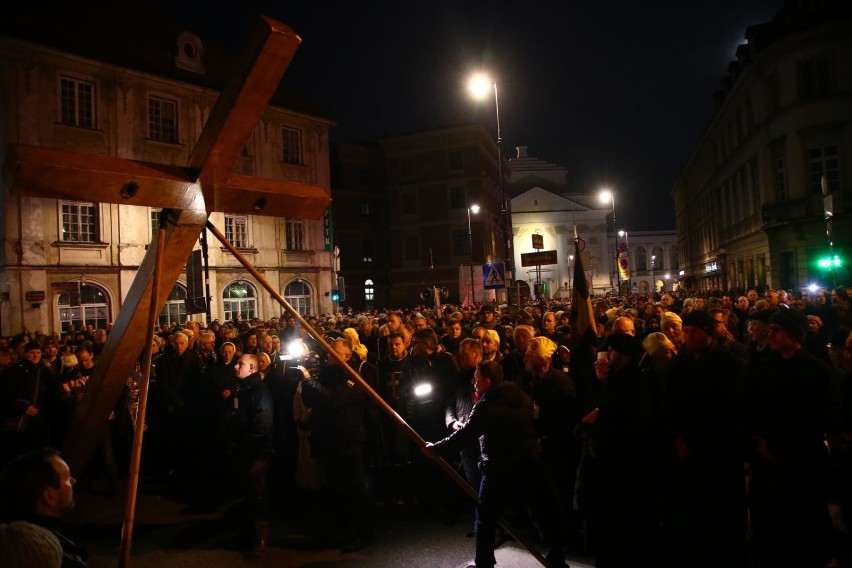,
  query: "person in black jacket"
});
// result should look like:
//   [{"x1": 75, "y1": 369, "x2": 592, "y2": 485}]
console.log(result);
[
  {"x1": 0, "y1": 342, "x2": 56, "y2": 466},
  {"x1": 744, "y1": 308, "x2": 841, "y2": 568},
  {"x1": 230, "y1": 354, "x2": 273, "y2": 558},
  {"x1": 423, "y1": 360, "x2": 566, "y2": 568},
  {"x1": 664, "y1": 309, "x2": 748, "y2": 568},
  {"x1": 300, "y1": 338, "x2": 374, "y2": 553},
  {"x1": 0, "y1": 447, "x2": 88, "y2": 567}
]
